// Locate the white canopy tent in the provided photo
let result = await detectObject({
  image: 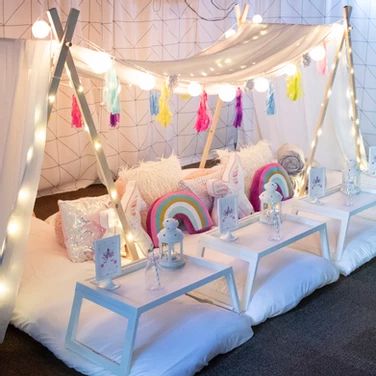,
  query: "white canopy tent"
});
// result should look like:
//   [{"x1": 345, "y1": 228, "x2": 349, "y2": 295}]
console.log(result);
[{"x1": 0, "y1": 5, "x2": 366, "y2": 341}]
